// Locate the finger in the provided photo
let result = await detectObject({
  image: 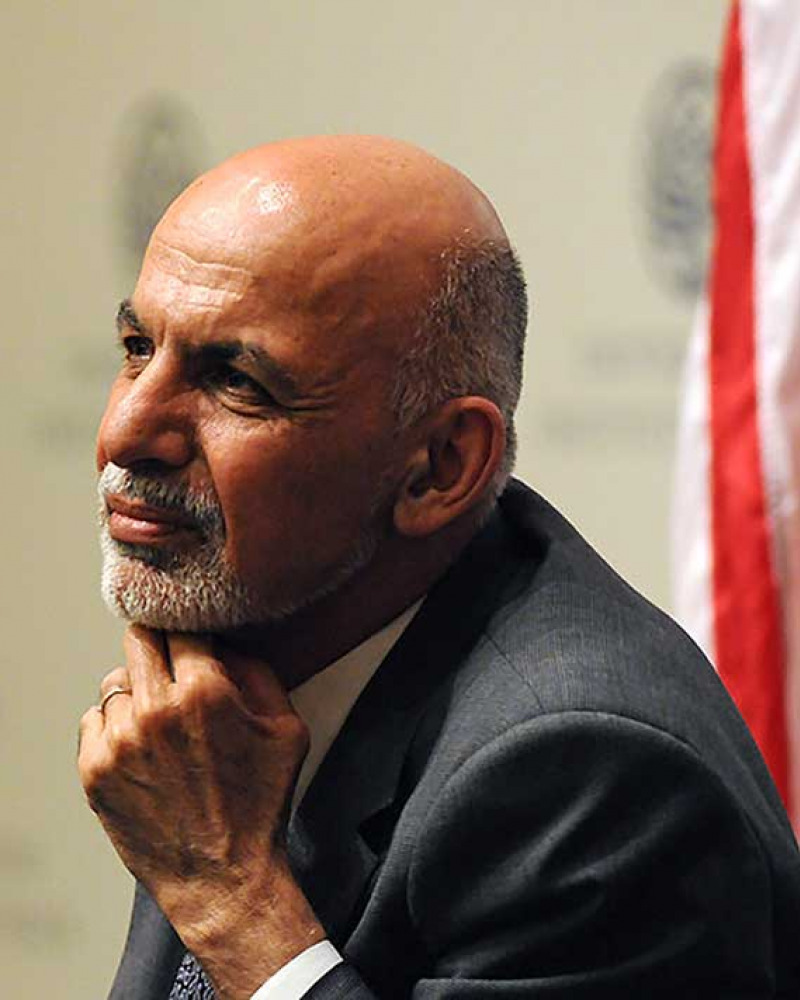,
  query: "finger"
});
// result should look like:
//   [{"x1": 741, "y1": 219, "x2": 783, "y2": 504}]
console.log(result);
[
  {"x1": 98, "y1": 683, "x2": 136, "y2": 749},
  {"x1": 77, "y1": 704, "x2": 113, "y2": 790},
  {"x1": 167, "y1": 633, "x2": 227, "y2": 690},
  {"x1": 78, "y1": 703, "x2": 104, "y2": 756},
  {"x1": 100, "y1": 685, "x2": 133, "y2": 720},
  {"x1": 216, "y1": 642, "x2": 293, "y2": 717},
  {"x1": 77, "y1": 707, "x2": 114, "y2": 813},
  {"x1": 124, "y1": 625, "x2": 173, "y2": 710},
  {"x1": 99, "y1": 666, "x2": 132, "y2": 699}
]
